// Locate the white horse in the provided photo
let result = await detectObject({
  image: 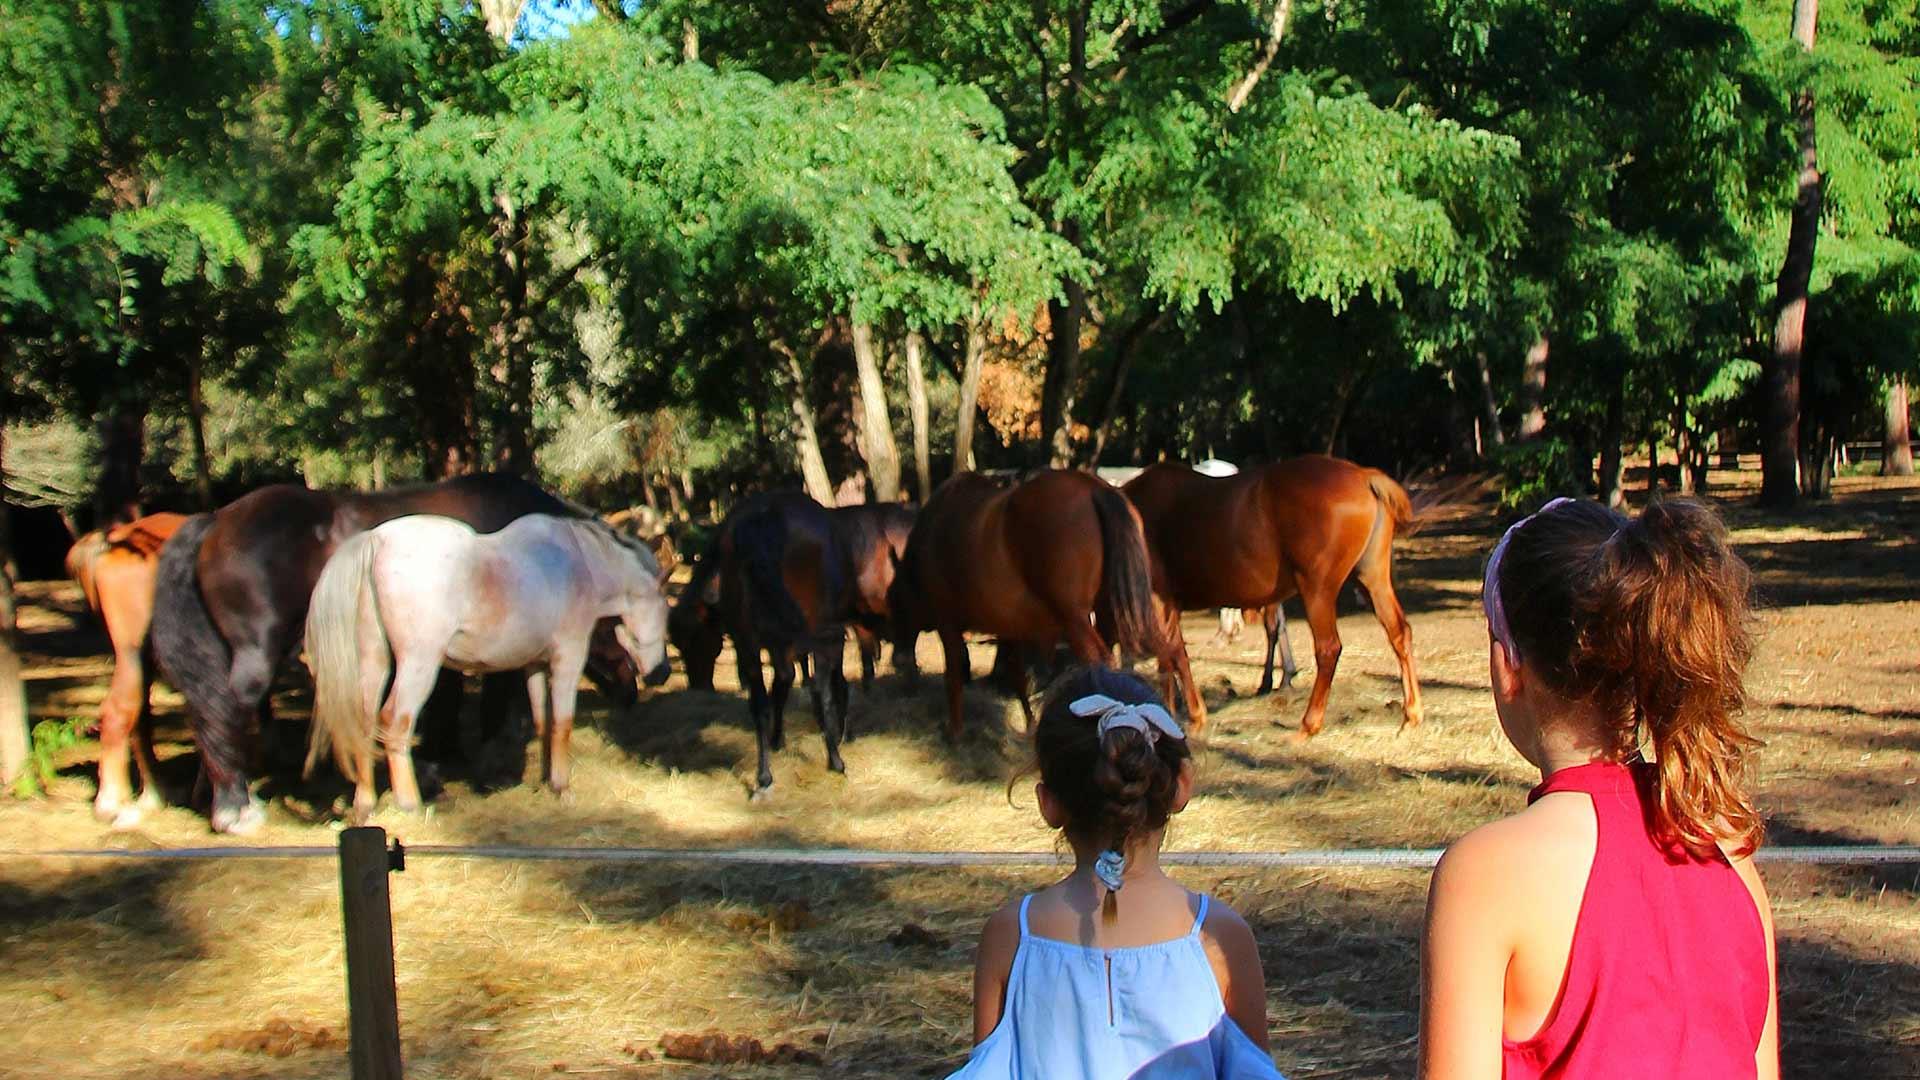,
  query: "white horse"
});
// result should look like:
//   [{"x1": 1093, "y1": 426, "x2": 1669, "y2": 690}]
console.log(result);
[{"x1": 303, "y1": 513, "x2": 670, "y2": 822}]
